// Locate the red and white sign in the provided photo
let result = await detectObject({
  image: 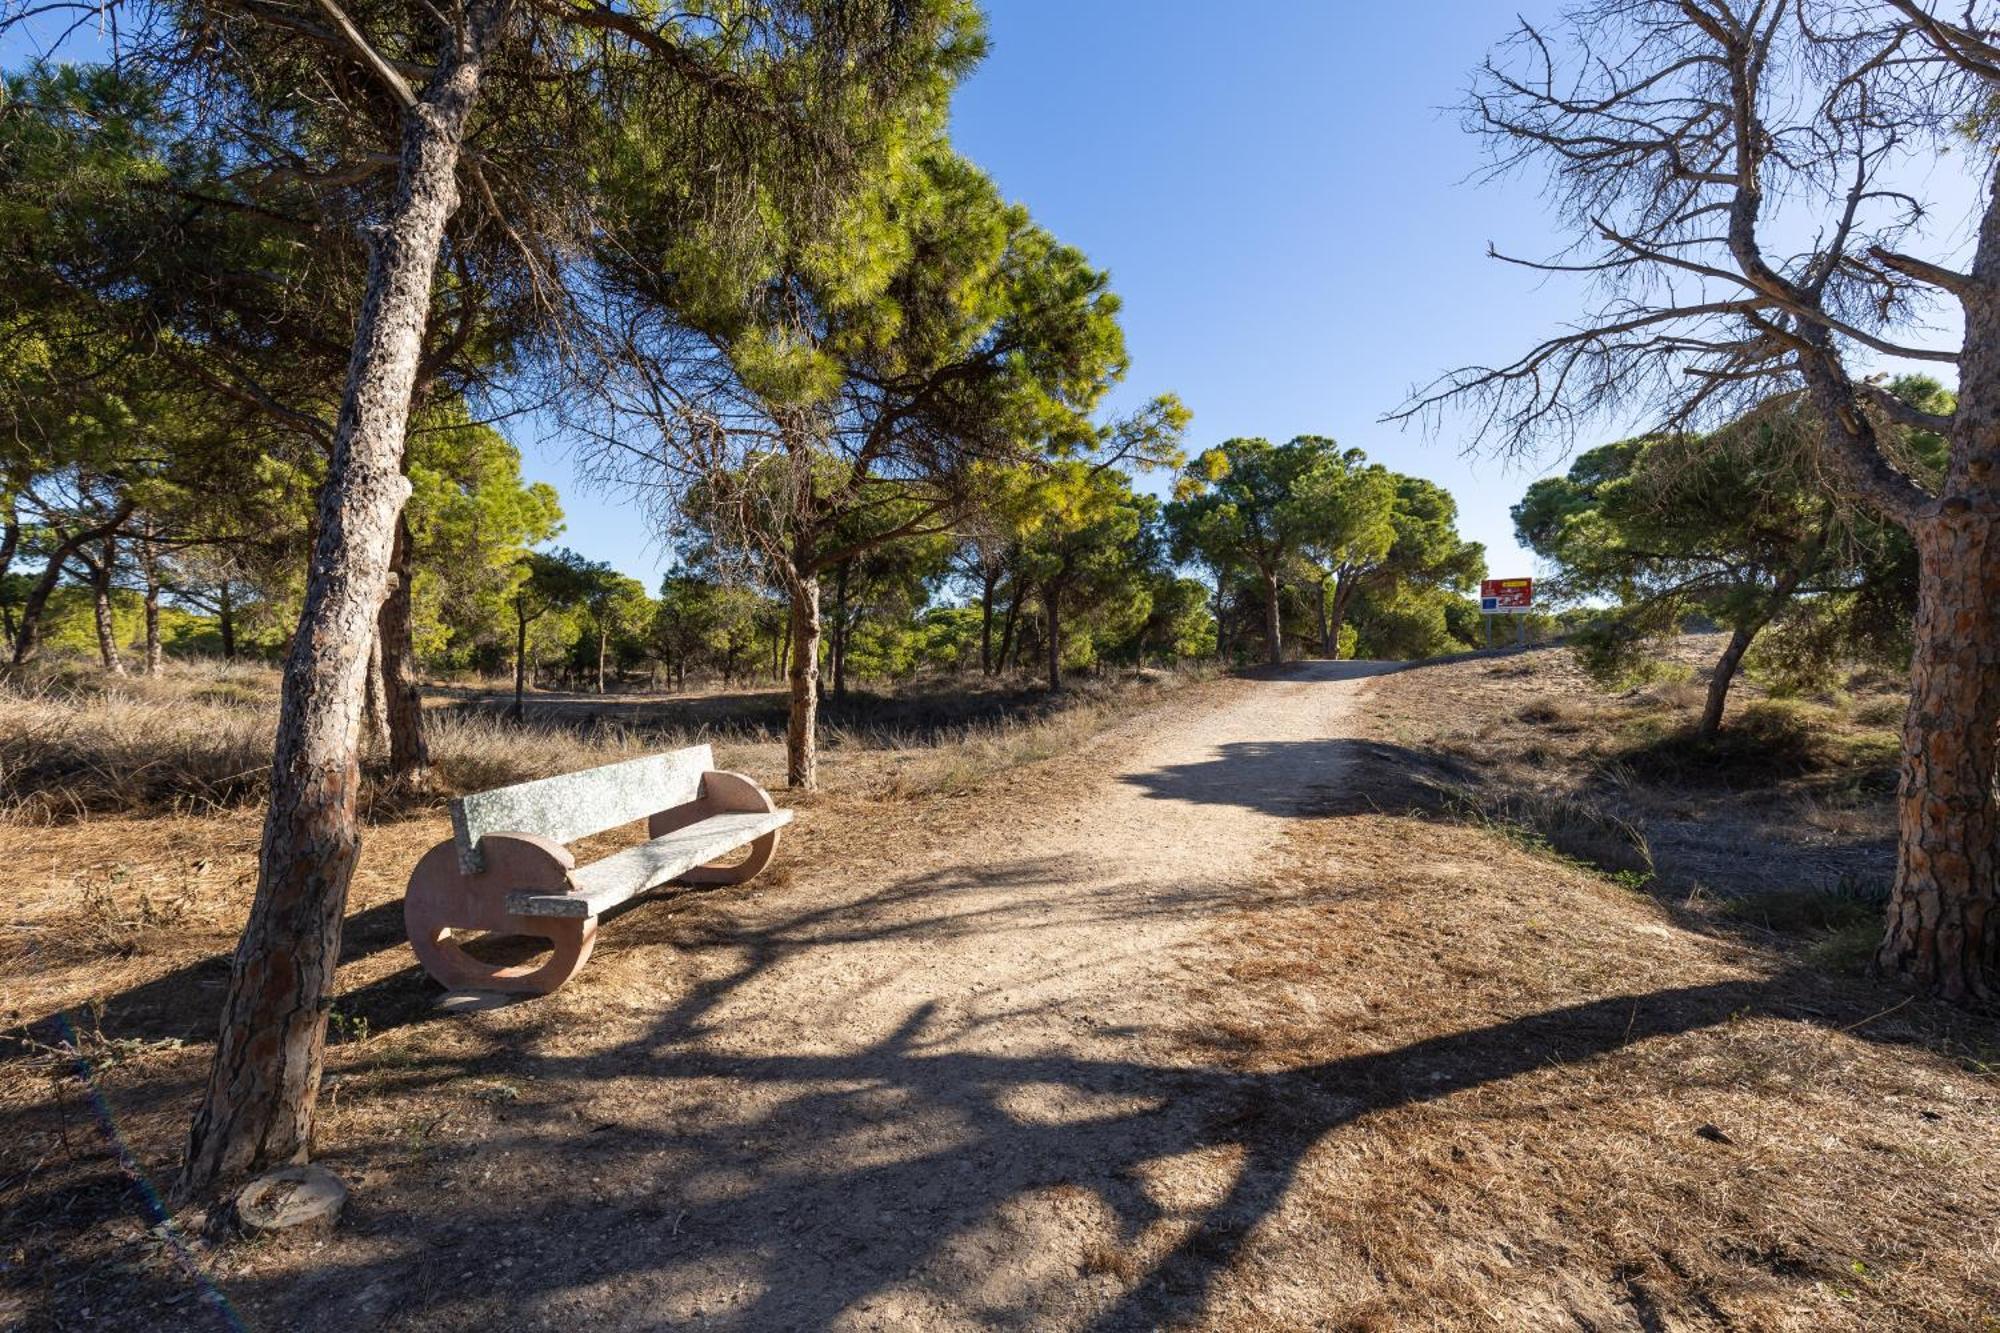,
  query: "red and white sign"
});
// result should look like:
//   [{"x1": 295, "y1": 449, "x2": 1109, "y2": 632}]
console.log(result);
[{"x1": 1480, "y1": 577, "x2": 1533, "y2": 613}]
